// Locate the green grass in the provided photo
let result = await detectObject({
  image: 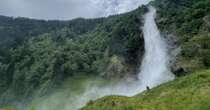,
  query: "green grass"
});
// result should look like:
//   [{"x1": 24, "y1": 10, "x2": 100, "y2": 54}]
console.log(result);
[
  {"x1": 0, "y1": 107, "x2": 16, "y2": 110},
  {"x1": 81, "y1": 69, "x2": 210, "y2": 110}
]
